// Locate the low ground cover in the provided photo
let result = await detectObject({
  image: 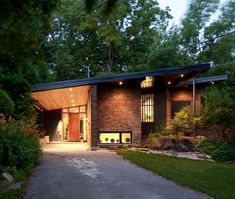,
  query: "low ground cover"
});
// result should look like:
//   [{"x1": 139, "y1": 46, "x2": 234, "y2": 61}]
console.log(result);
[{"x1": 117, "y1": 150, "x2": 235, "y2": 199}]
